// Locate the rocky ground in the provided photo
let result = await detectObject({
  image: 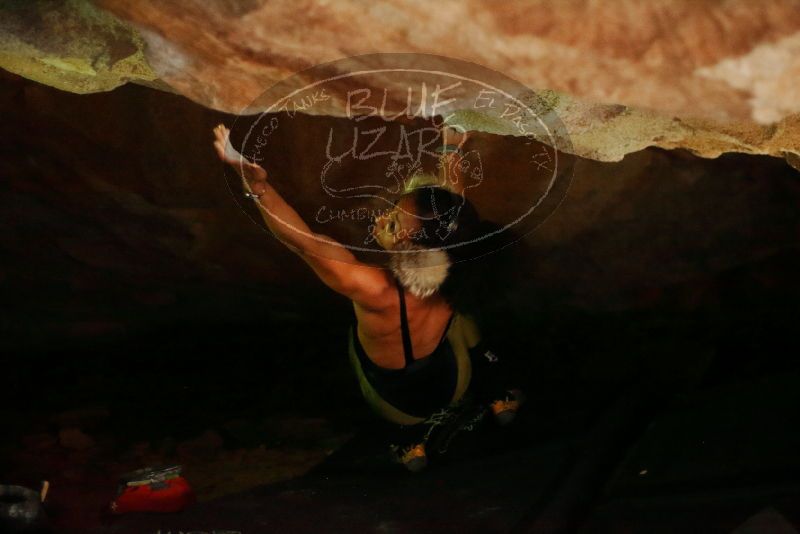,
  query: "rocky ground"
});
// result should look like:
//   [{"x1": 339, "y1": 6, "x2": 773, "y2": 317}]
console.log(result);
[{"x1": 3, "y1": 405, "x2": 354, "y2": 532}]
